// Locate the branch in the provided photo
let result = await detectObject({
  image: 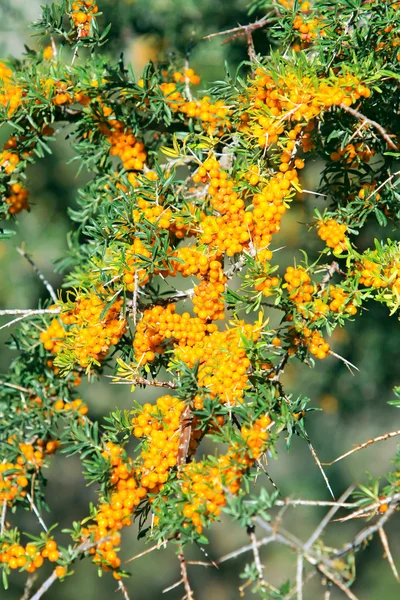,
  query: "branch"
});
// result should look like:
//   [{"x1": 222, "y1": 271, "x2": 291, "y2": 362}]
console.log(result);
[
  {"x1": 378, "y1": 527, "x2": 400, "y2": 583},
  {"x1": 179, "y1": 548, "x2": 194, "y2": 599},
  {"x1": 118, "y1": 581, "x2": 131, "y2": 600},
  {"x1": 322, "y1": 429, "x2": 400, "y2": 466},
  {"x1": 17, "y1": 247, "x2": 58, "y2": 304},
  {"x1": 339, "y1": 104, "x2": 398, "y2": 150},
  {"x1": 248, "y1": 525, "x2": 267, "y2": 592},
  {"x1": 28, "y1": 570, "x2": 58, "y2": 600}
]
